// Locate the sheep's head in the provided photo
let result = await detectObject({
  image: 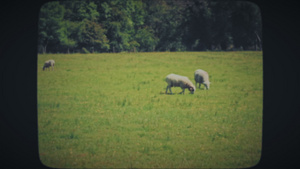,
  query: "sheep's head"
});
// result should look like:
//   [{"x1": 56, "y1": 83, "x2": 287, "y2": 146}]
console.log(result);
[{"x1": 188, "y1": 86, "x2": 195, "y2": 94}]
